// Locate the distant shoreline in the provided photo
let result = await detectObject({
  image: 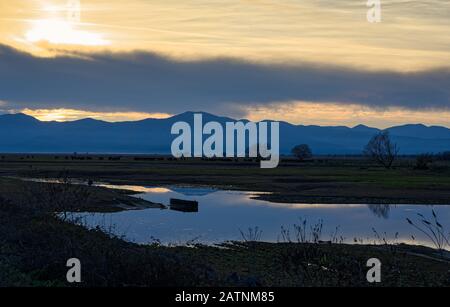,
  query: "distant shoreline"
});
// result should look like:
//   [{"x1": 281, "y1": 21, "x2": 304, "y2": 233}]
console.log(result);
[{"x1": 1, "y1": 155, "x2": 449, "y2": 205}]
